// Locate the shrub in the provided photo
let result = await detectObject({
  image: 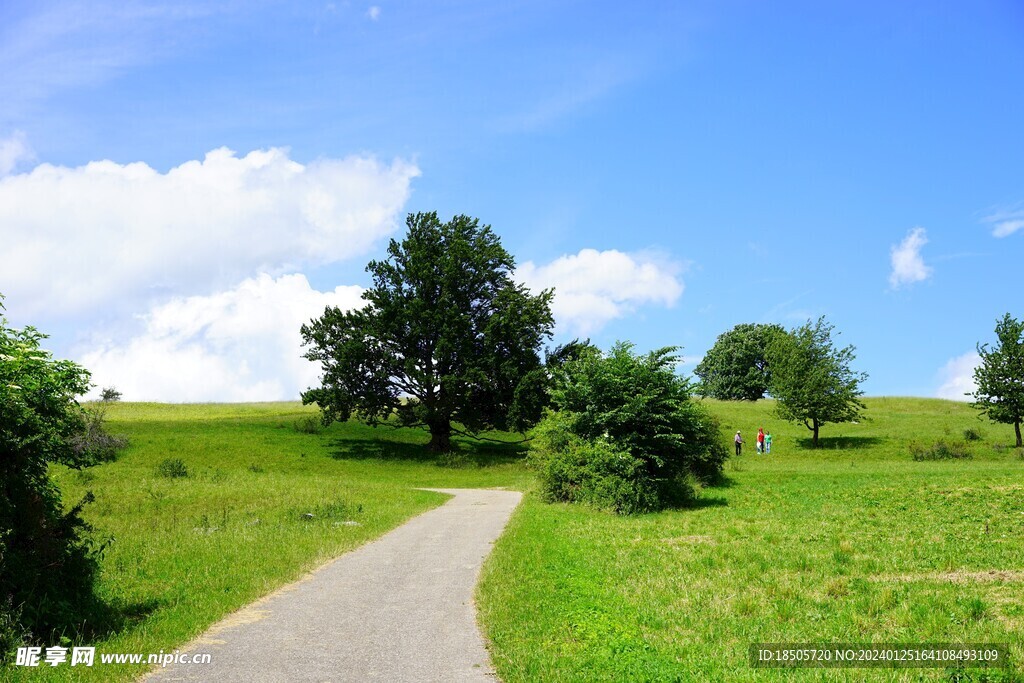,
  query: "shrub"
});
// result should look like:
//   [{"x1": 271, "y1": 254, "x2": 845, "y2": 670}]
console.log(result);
[
  {"x1": 530, "y1": 415, "x2": 658, "y2": 514},
  {"x1": 531, "y1": 342, "x2": 727, "y2": 513},
  {"x1": 156, "y1": 458, "x2": 190, "y2": 478},
  {"x1": 2, "y1": 298, "x2": 103, "y2": 653},
  {"x1": 293, "y1": 415, "x2": 325, "y2": 434},
  {"x1": 963, "y1": 427, "x2": 982, "y2": 442},
  {"x1": 910, "y1": 440, "x2": 973, "y2": 461},
  {"x1": 71, "y1": 406, "x2": 128, "y2": 464}
]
